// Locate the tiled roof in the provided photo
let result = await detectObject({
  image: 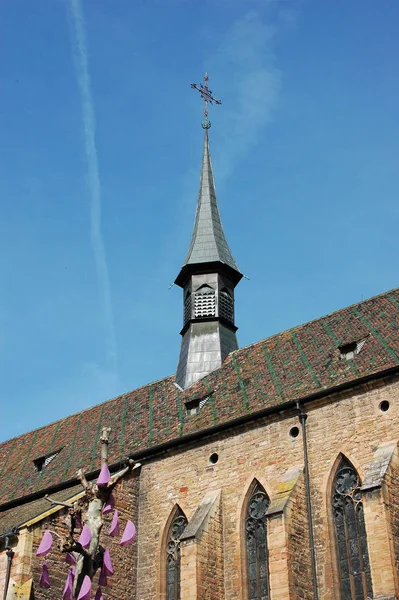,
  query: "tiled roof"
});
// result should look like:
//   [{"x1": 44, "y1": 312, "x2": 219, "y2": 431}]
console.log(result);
[
  {"x1": 0, "y1": 485, "x2": 82, "y2": 534},
  {"x1": 180, "y1": 129, "x2": 241, "y2": 274},
  {"x1": 1, "y1": 288, "x2": 399, "y2": 511}
]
